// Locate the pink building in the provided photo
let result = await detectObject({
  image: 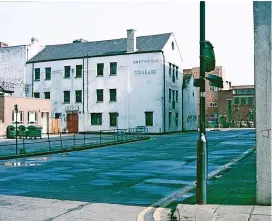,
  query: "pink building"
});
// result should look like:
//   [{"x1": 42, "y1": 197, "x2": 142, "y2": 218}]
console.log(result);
[{"x1": 0, "y1": 94, "x2": 52, "y2": 136}]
